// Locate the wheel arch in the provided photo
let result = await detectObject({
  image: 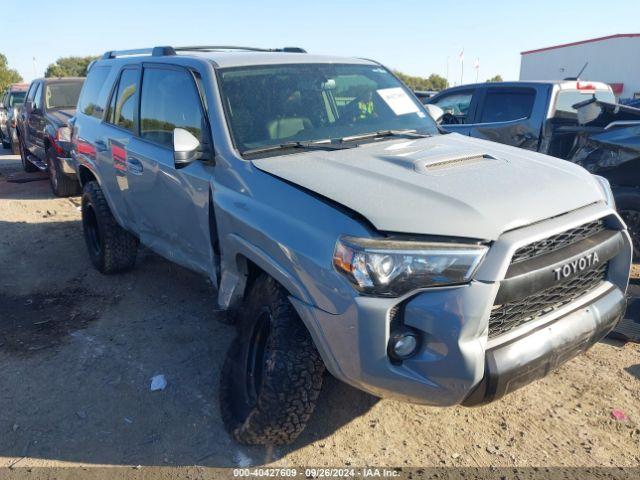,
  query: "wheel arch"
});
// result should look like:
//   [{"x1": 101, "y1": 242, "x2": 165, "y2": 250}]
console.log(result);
[{"x1": 77, "y1": 164, "x2": 98, "y2": 187}]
